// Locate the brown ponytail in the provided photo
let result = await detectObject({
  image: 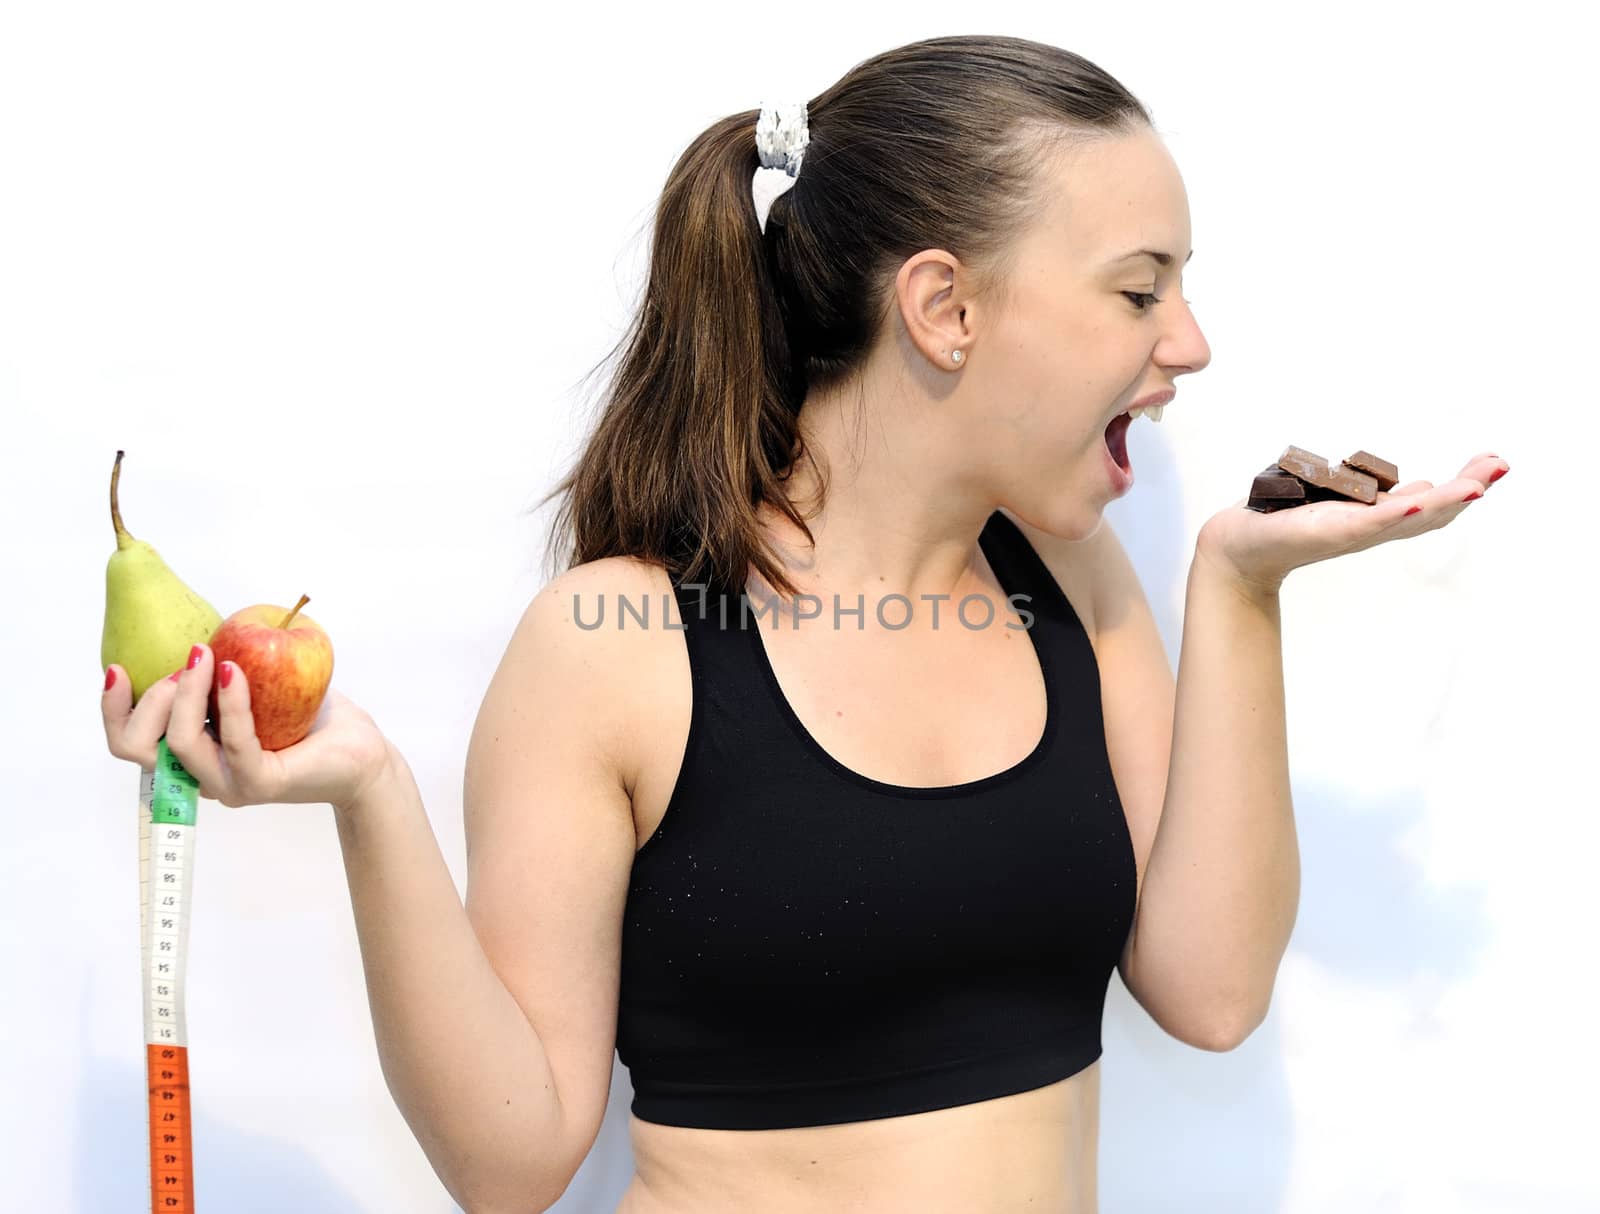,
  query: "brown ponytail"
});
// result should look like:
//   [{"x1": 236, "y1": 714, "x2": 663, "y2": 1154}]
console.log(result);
[{"x1": 532, "y1": 35, "x2": 1152, "y2": 599}]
